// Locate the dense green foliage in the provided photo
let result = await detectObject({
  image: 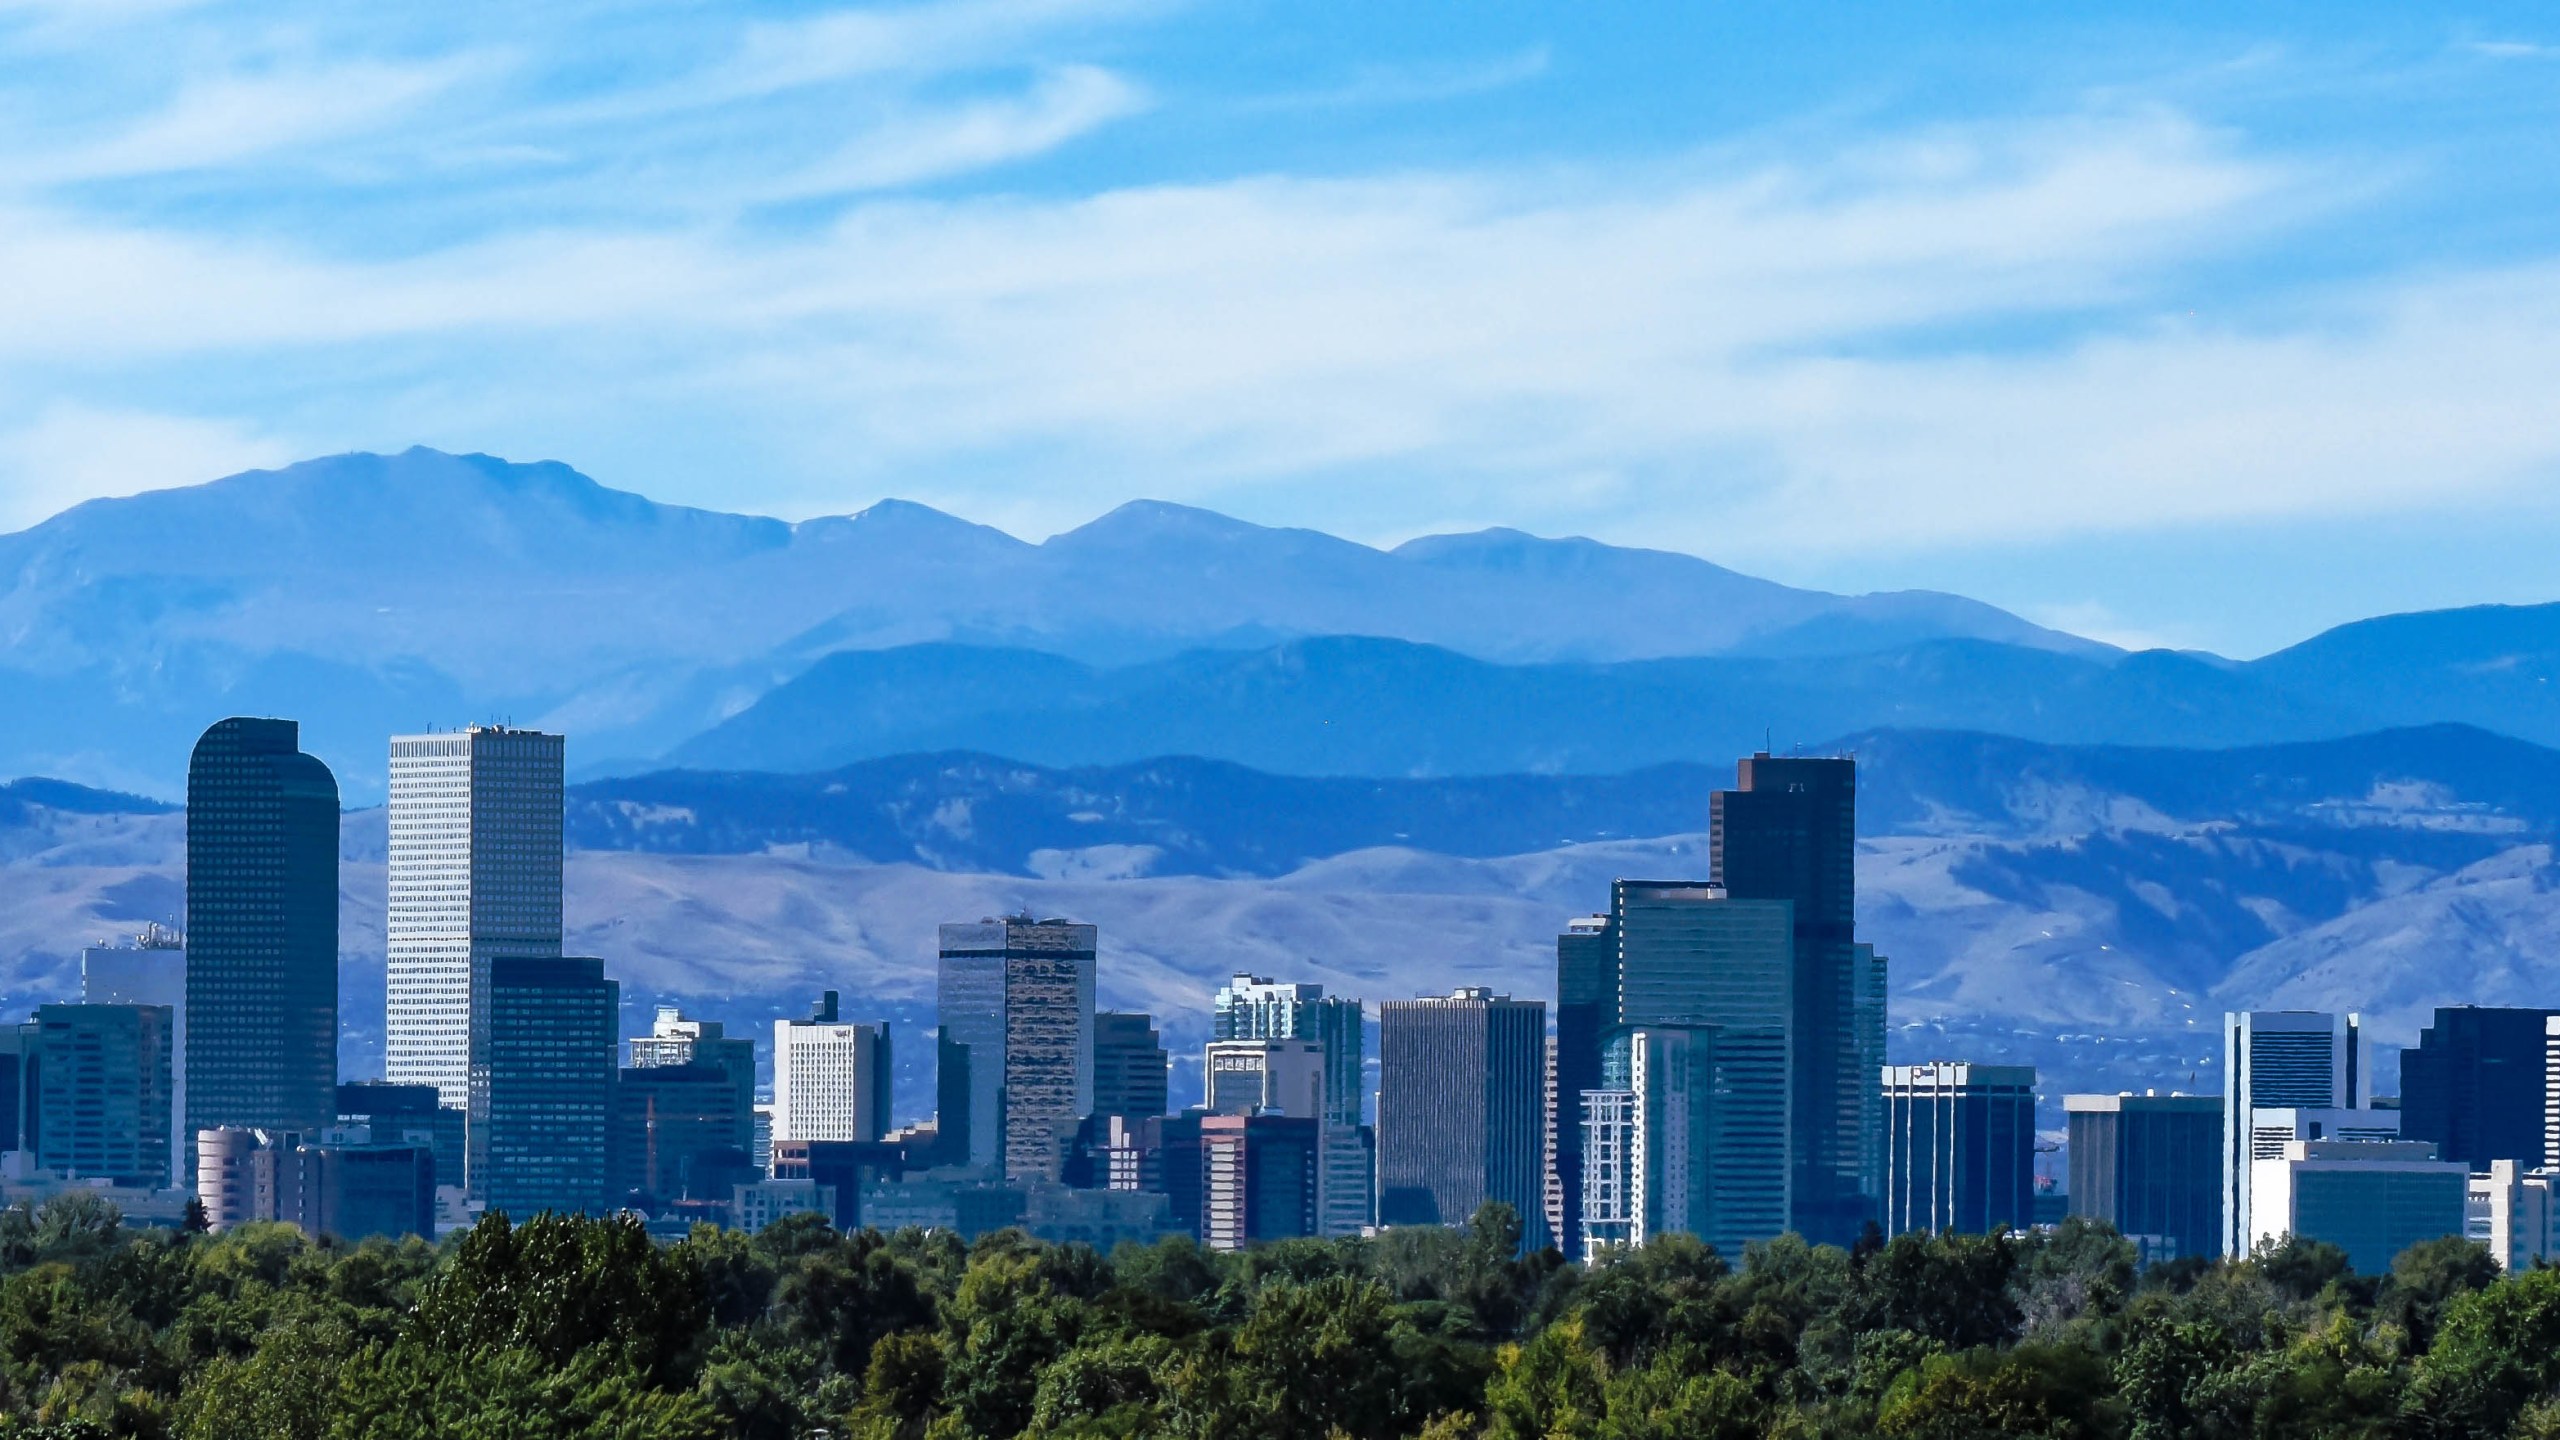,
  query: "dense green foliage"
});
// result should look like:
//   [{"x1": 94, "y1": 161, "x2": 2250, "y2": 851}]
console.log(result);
[{"x1": 0, "y1": 1194, "x2": 2549, "y2": 1438}]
